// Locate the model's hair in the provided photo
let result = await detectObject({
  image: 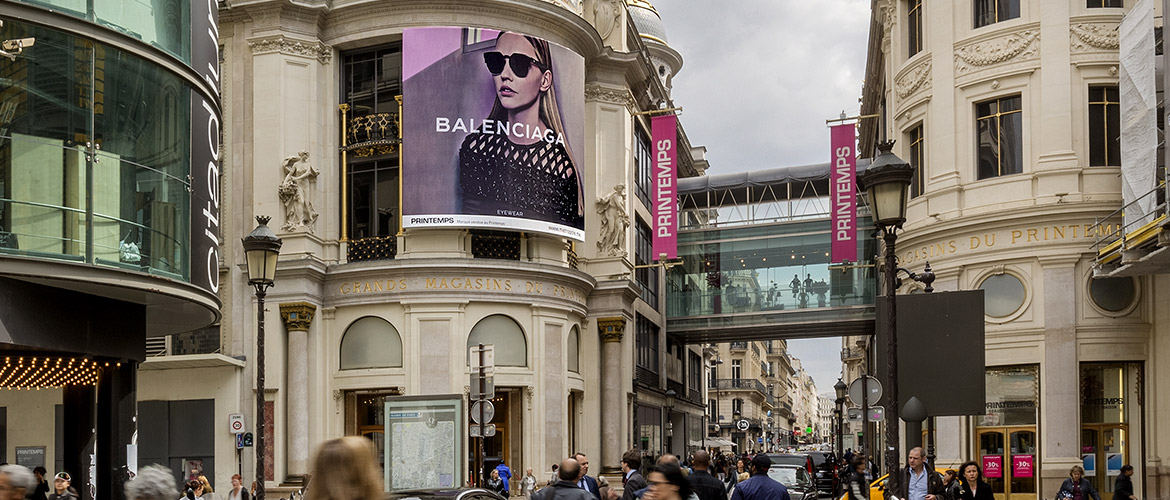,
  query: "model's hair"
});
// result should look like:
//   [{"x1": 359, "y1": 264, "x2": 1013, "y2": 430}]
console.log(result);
[
  {"x1": 650, "y1": 463, "x2": 691, "y2": 500},
  {"x1": 959, "y1": 461, "x2": 982, "y2": 484},
  {"x1": 304, "y1": 436, "x2": 383, "y2": 500},
  {"x1": 486, "y1": 32, "x2": 583, "y2": 216},
  {"x1": 1070, "y1": 465, "x2": 1084, "y2": 476},
  {"x1": 0, "y1": 464, "x2": 34, "y2": 490},
  {"x1": 125, "y1": 465, "x2": 177, "y2": 500}
]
